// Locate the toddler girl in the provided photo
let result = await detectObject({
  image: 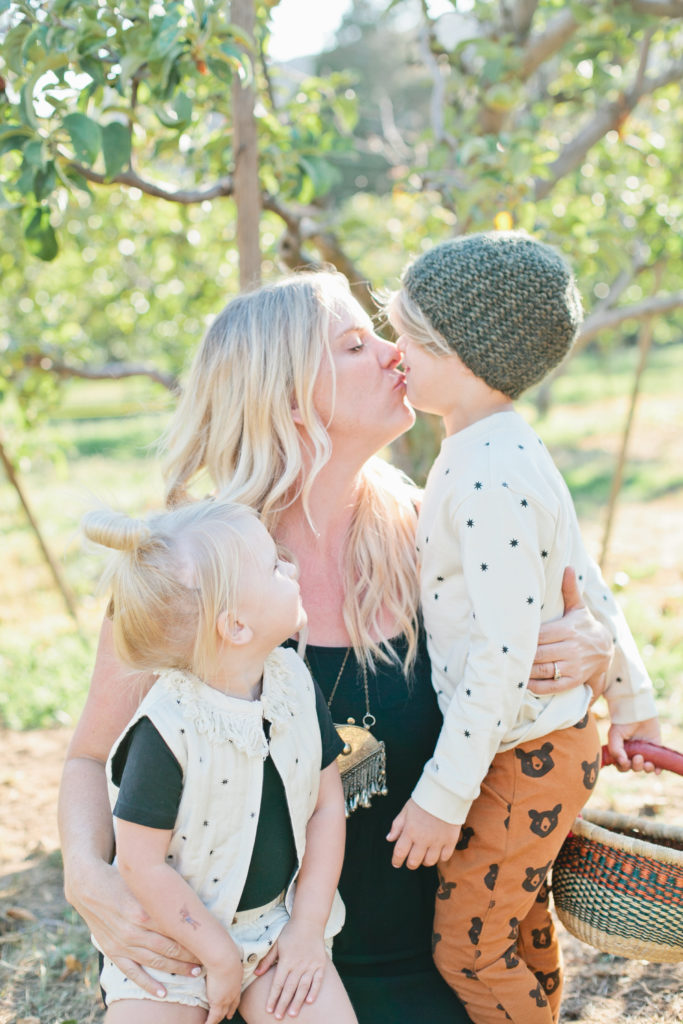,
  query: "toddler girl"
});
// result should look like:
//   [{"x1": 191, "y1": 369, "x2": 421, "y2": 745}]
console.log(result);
[{"x1": 82, "y1": 498, "x2": 355, "y2": 1024}]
